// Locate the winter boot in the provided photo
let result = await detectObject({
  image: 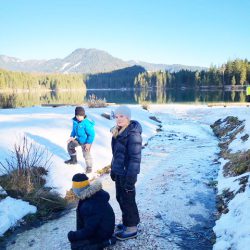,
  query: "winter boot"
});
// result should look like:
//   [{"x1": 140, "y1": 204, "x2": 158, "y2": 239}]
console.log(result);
[
  {"x1": 70, "y1": 237, "x2": 116, "y2": 250},
  {"x1": 115, "y1": 223, "x2": 125, "y2": 234},
  {"x1": 64, "y1": 155, "x2": 77, "y2": 165},
  {"x1": 101, "y1": 236, "x2": 117, "y2": 248},
  {"x1": 85, "y1": 166, "x2": 92, "y2": 174},
  {"x1": 115, "y1": 226, "x2": 138, "y2": 240}
]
